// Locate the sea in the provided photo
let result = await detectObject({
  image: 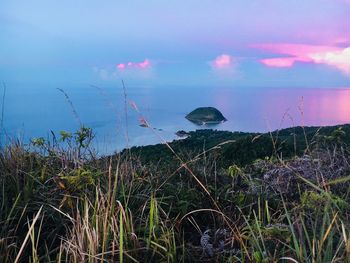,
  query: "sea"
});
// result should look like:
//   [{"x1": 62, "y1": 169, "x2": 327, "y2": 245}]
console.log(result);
[{"x1": 2, "y1": 84, "x2": 350, "y2": 154}]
